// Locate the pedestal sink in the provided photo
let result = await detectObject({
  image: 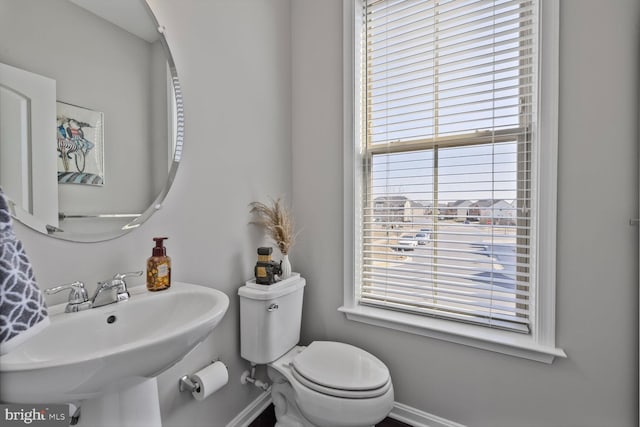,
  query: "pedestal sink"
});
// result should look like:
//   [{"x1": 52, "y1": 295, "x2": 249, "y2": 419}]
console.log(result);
[{"x1": 0, "y1": 282, "x2": 229, "y2": 426}]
